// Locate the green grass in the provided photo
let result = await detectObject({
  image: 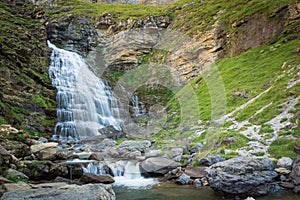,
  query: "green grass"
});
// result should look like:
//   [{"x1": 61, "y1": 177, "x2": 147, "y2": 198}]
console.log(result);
[
  {"x1": 268, "y1": 138, "x2": 299, "y2": 159},
  {"x1": 170, "y1": 0, "x2": 297, "y2": 35},
  {"x1": 45, "y1": 0, "x2": 166, "y2": 20},
  {"x1": 6, "y1": 176, "x2": 28, "y2": 183}
]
